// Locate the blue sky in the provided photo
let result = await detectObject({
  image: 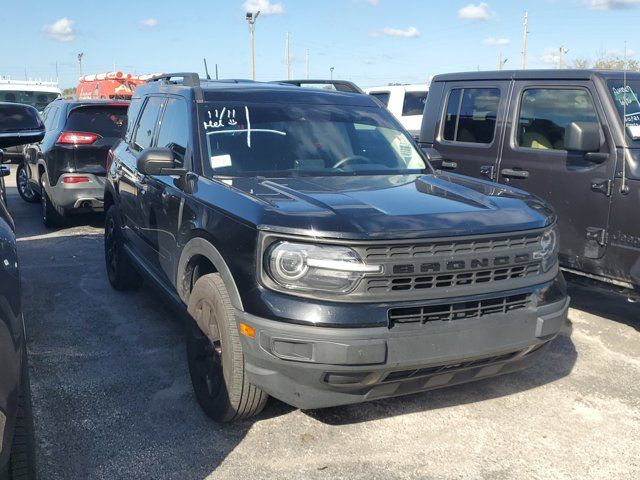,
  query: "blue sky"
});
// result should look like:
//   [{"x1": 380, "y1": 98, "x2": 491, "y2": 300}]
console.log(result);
[{"x1": 1, "y1": 0, "x2": 639, "y2": 89}]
